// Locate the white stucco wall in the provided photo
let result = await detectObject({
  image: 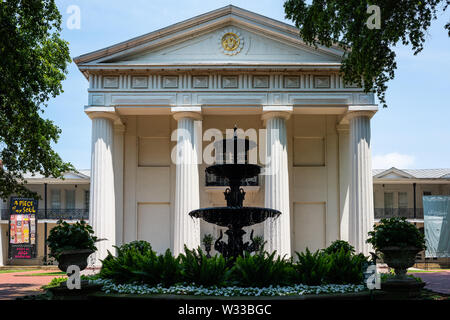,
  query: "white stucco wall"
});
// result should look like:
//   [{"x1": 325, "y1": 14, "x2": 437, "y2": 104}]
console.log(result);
[{"x1": 121, "y1": 113, "x2": 344, "y2": 255}]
